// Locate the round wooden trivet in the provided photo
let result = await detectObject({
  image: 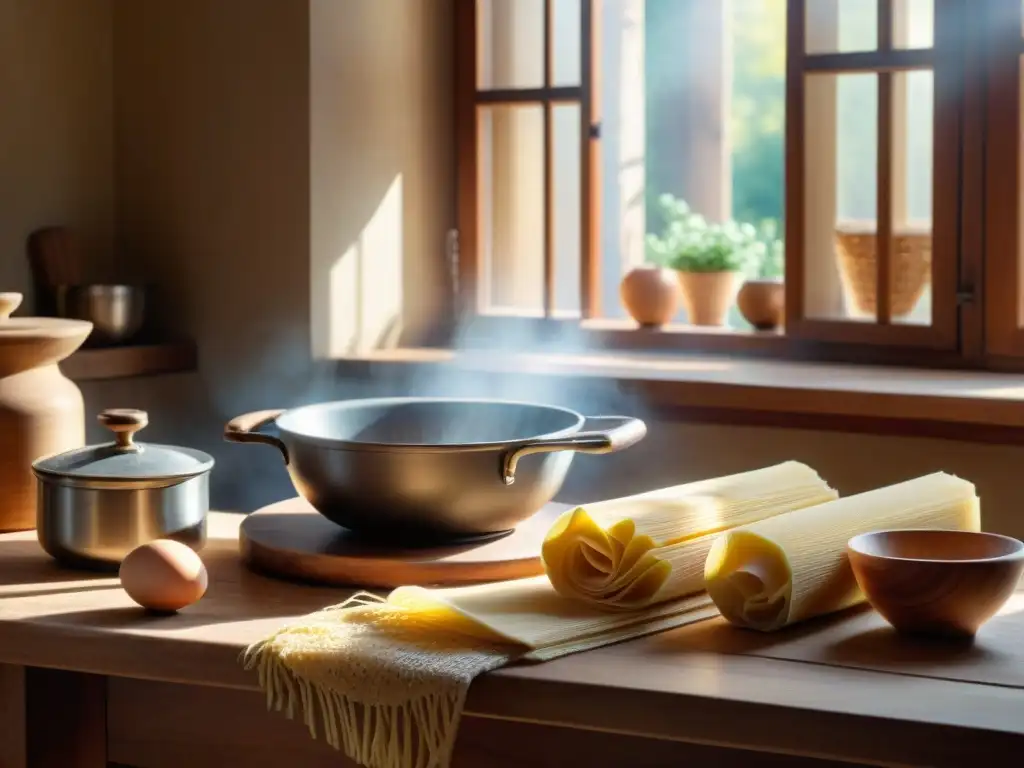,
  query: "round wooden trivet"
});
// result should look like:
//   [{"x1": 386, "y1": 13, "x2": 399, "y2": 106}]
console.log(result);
[{"x1": 238, "y1": 497, "x2": 570, "y2": 588}]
